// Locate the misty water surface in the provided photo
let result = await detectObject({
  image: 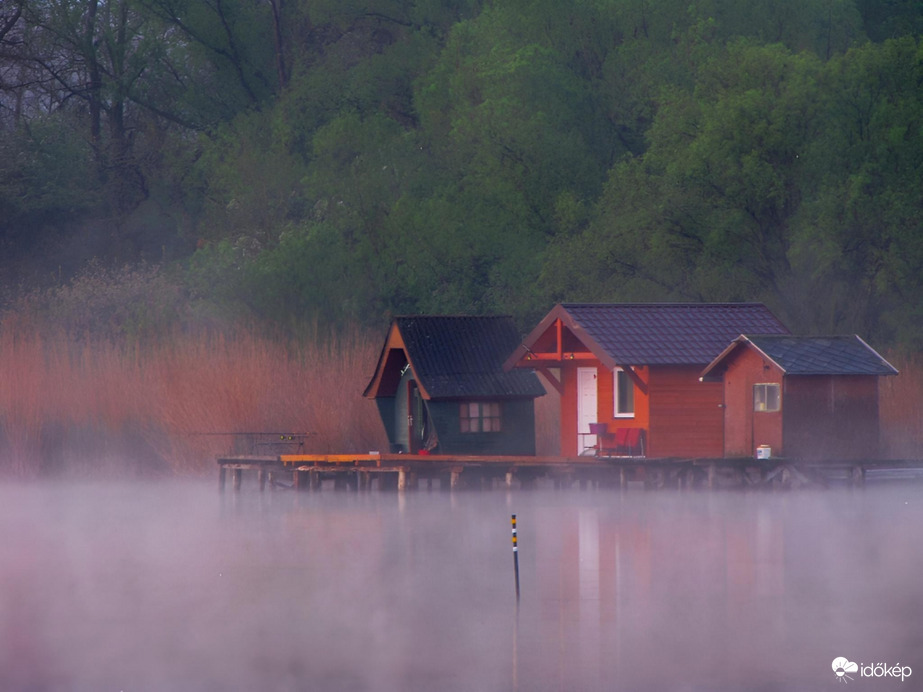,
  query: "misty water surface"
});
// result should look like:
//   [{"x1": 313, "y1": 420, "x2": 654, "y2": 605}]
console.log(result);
[{"x1": 0, "y1": 481, "x2": 920, "y2": 691}]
